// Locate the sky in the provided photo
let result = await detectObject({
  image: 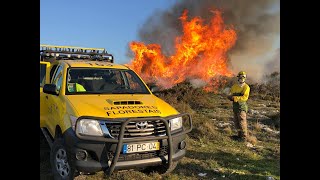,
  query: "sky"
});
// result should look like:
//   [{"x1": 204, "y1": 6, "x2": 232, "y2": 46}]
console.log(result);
[
  {"x1": 41, "y1": 0, "x2": 279, "y2": 66},
  {"x1": 40, "y1": 0, "x2": 176, "y2": 64}
]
